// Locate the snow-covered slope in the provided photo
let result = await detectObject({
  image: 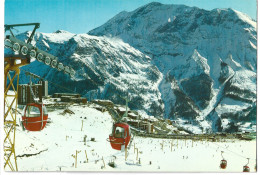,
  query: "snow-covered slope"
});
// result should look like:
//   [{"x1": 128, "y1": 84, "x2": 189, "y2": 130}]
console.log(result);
[
  {"x1": 89, "y1": 2, "x2": 257, "y2": 133},
  {"x1": 14, "y1": 103, "x2": 256, "y2": 172}
]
